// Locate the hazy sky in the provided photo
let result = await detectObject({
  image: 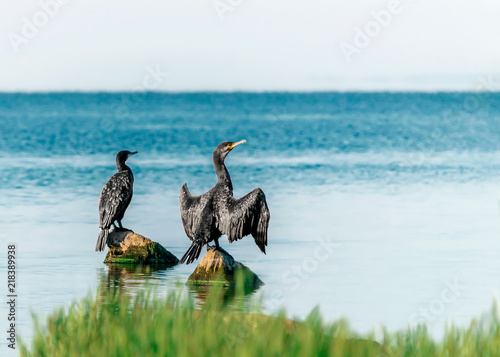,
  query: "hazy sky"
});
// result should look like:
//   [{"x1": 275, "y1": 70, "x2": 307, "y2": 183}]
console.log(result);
[{"x1": 0, "y1": 0, "x2": 499, "y2": 91}]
